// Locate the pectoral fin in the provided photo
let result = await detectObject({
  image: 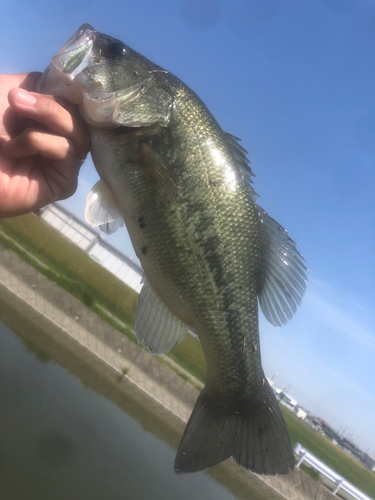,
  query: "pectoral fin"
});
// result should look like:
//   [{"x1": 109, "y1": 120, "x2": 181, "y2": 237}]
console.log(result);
[
  {"x1": 85, "y1": 179, "x2": 124, "y2": 235},
  {"x1": 135, "y1": 278, "x2": 189, "y2": 355},
  {"x1": 131, "y1": 142, "x2": 181, "y2": 200}
]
